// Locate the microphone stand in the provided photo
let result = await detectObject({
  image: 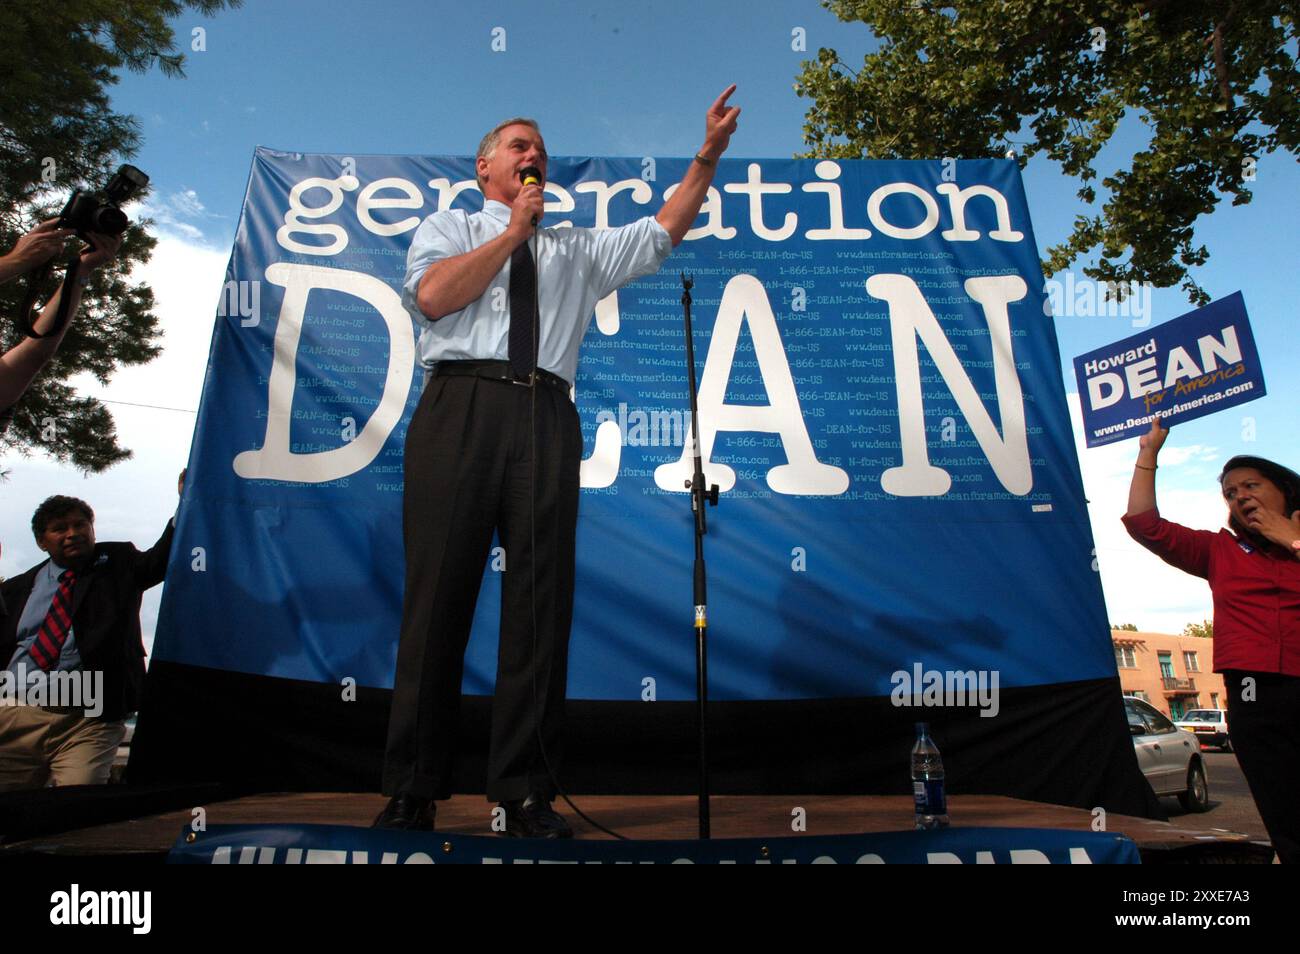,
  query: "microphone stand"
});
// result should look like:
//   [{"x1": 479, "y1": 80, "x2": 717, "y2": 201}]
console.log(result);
[{"x1": 679, "y1": 273, "x2": 718, "y2": 839}]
